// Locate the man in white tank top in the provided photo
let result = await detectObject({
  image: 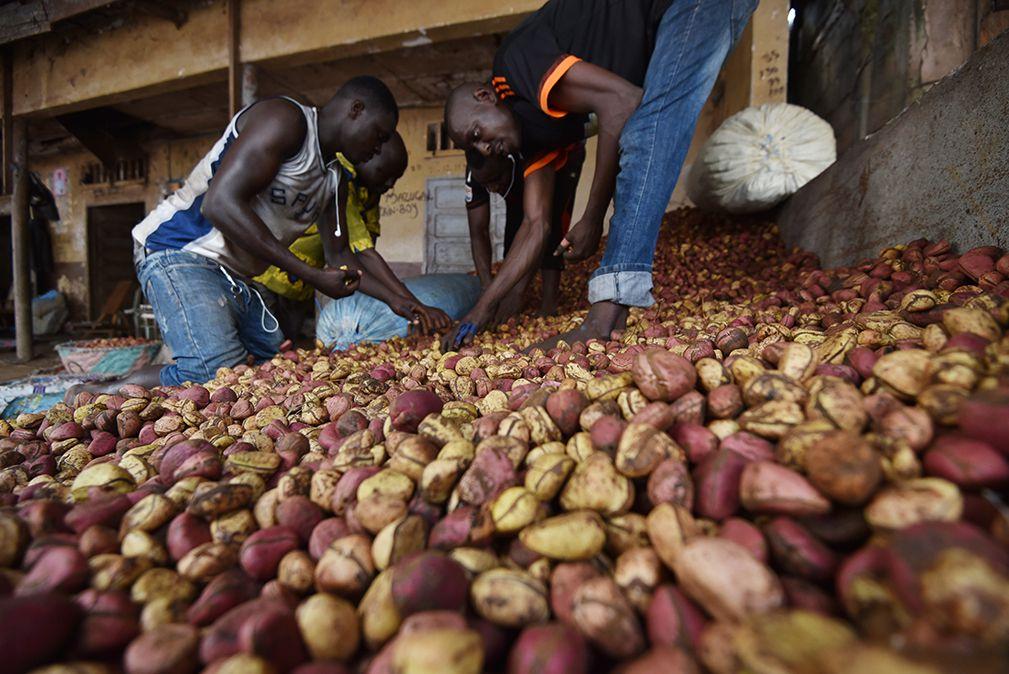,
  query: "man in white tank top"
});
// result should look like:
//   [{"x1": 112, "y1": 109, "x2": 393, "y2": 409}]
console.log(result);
[{"x1": 113, "y1": 76, "x2": 400, "y2": 390}]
